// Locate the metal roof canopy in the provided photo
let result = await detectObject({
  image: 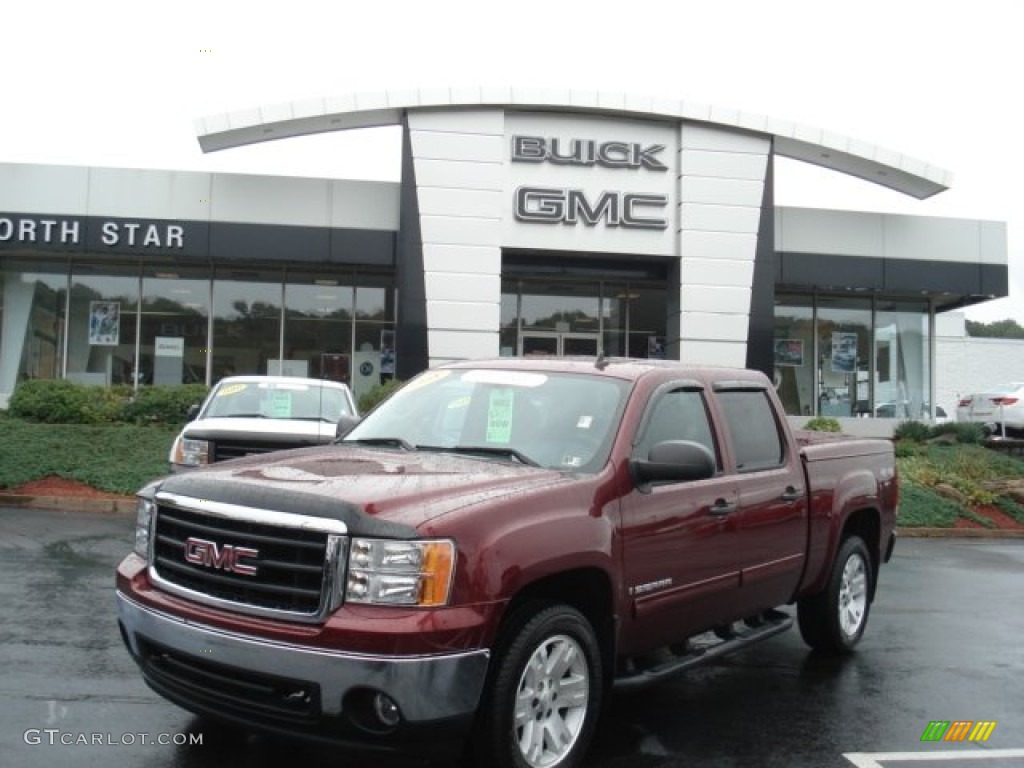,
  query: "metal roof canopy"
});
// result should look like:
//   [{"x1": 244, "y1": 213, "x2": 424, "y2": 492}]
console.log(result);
[{"x1": 195, "y1": 87, "x2": 950, "y2": 200}]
